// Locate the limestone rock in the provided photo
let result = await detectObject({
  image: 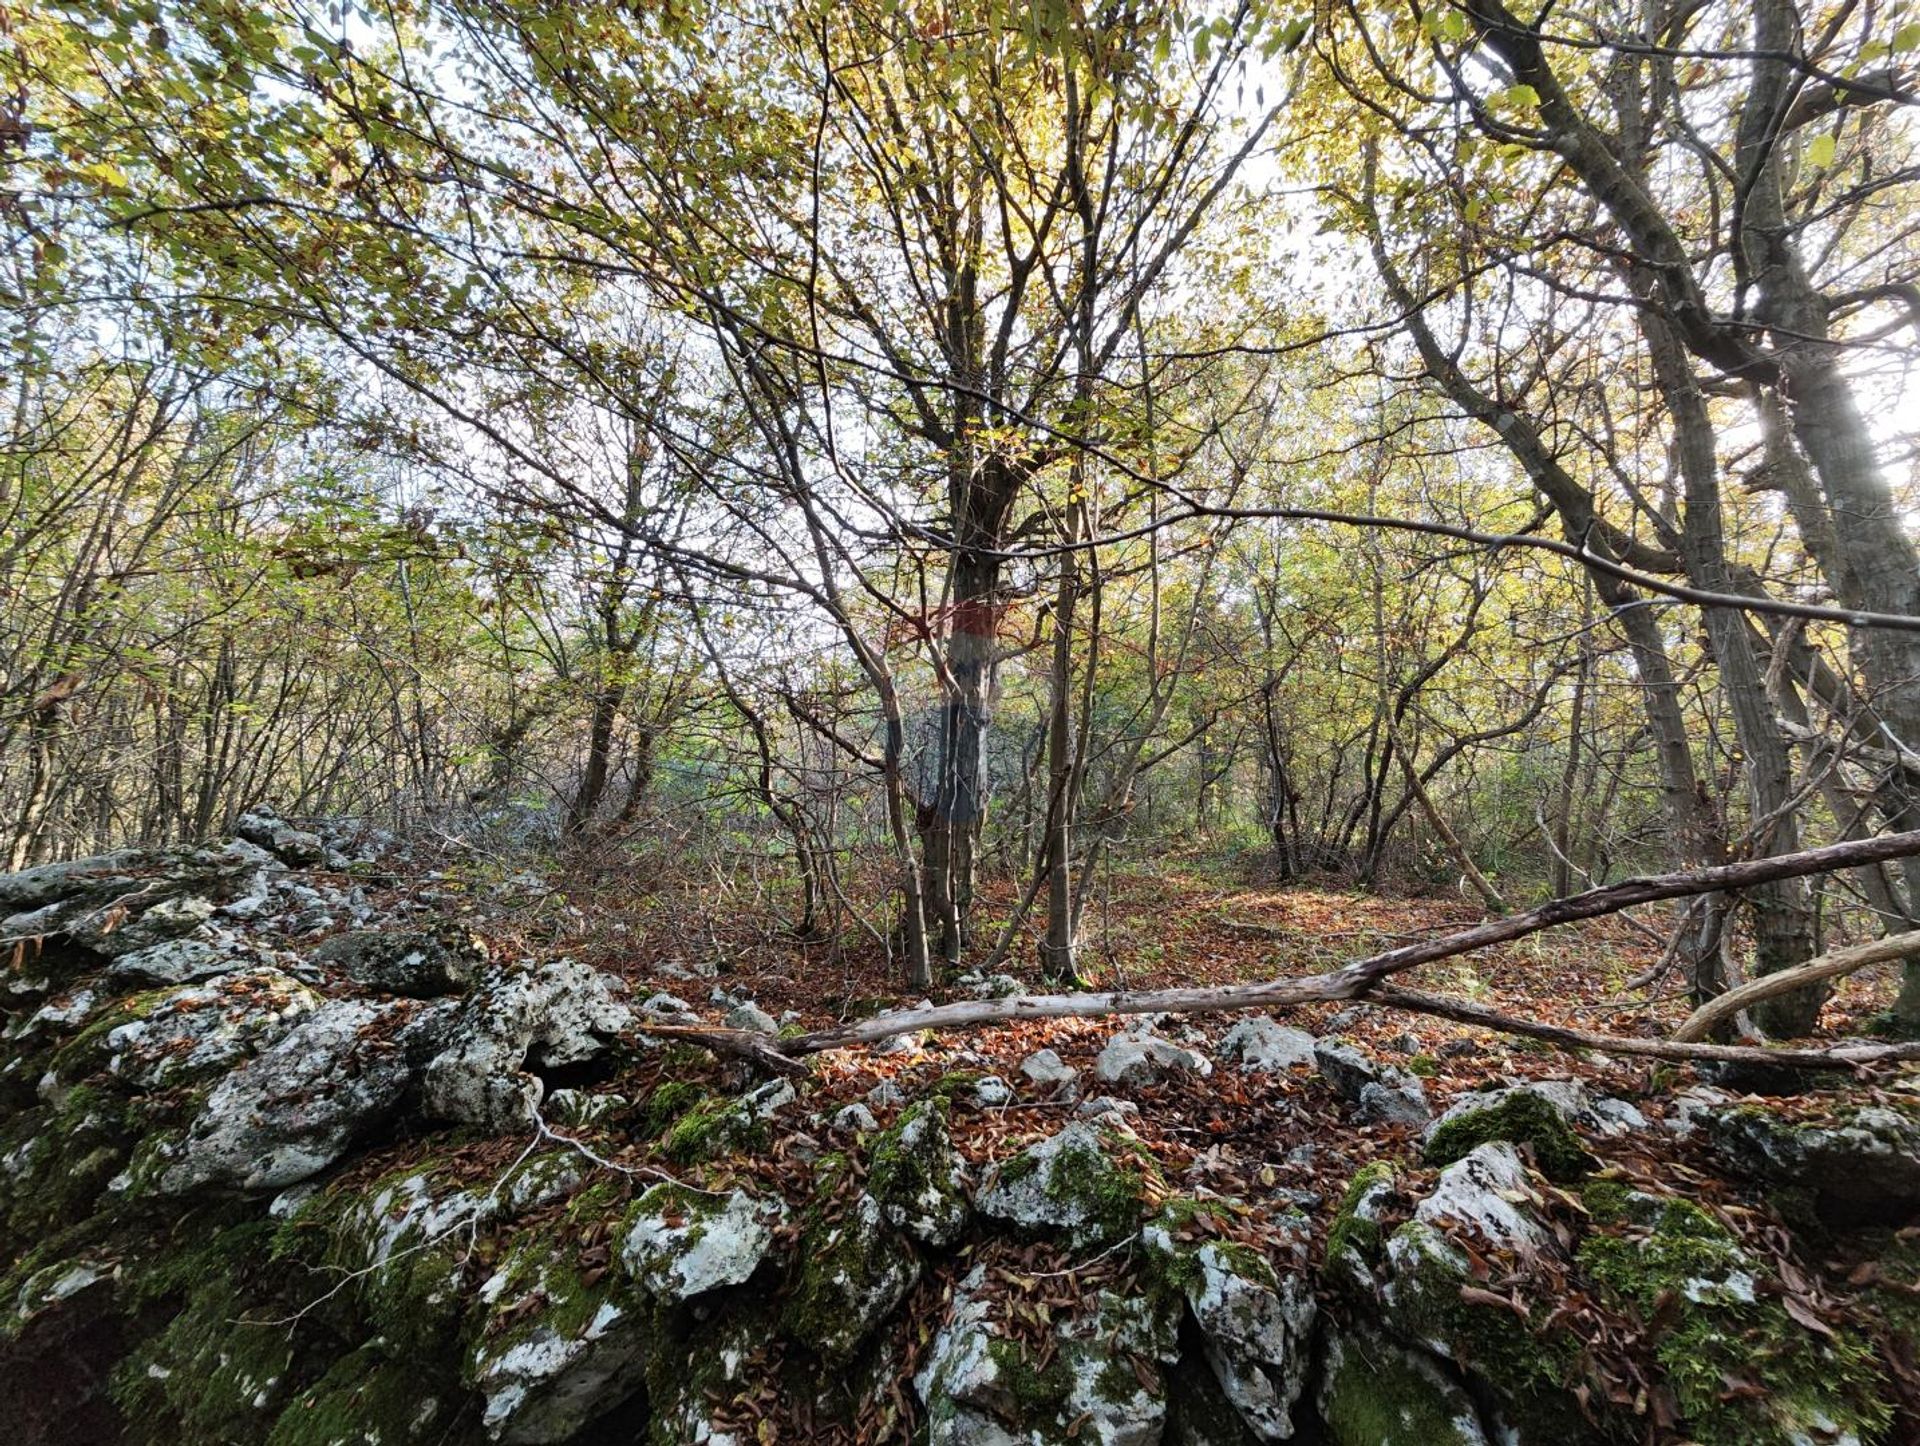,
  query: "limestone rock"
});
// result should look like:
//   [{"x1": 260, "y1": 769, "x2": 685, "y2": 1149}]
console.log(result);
[
  {"x1": 1316, "y1": 1037, "x2": 1429, "y2": 1126},
  {"x1": 1218, "y1": 1017, "x2": 1318, "y2": 1073},
  {"x1": 620, "y1": 1184, "x2": 784, "y2": 1300},
  {"x1": 1018, "y1": 1048, "x2": 1080, "y2": 1095},
  {"x1": 1312, "y1": 1037, "x2": 1385, "y2": 1100},
  {"x1": 782, "y1": 1192, "x2": 920, "y2": 1364},
  {"x1": 160, "y1": 997, "x2": 453, "y2": 1193},
  {"x1": 234, "y1": 807, "x2": 327, "y2": 867},
  {"x1": 1317, "y1": 1326, "x2": 1490, "y2": 1446},
  {"x1": 1092, "y1": 1031, "x2": 1213, "y2": 1088},
  {"x1": 1142, "y1": 1209, "x2": 1317, "y2": 1442},
  {"x1": 470, "y1": 1209, "x2": 649, "y2": 1443},
  {"x1": 976, "y1": 1122, "x2": 1152, "y2": 1250},
  {"x1": 870, "y1": 1098, "x2": 970, "y2": 1247},
  {"x1": 972, "y1": 1075, "x2": 1015, "y2": 1108},
  {"x1": 420, "y1": 959, "x2": 632, "y2": 1130},
  {"x1": 1, "y1": 841, "x2": 274, "y2": 963},
  {"x1": 916, "y1": 1265, "x2": 1182, "y2": 1446},
  {"x1": 313, "y1": 927, "x2": 487, "y2": 997},
  {"x1": 724, "y1": 1001, "x2": 779, "y2": 1034},
  {"x1": 1421, "y1": 1084, "x2": 1599, "y2": 1181},
  {"x1": 1426, "y1": 1079, "x2": 1643, "y2": 1146},
  {"x1": 833, "y1": 1102, "x2": 880, "y2": 1134},
  {"x1": 92, "y1": 967, "x2": 319, "y2": 1090},
  {"x1": 105, "y1": 933, "x2": 254, "y2": 987},
  {"x1": 1701, "y1": 1098, "x2": 1920, "y2": 1221}
]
